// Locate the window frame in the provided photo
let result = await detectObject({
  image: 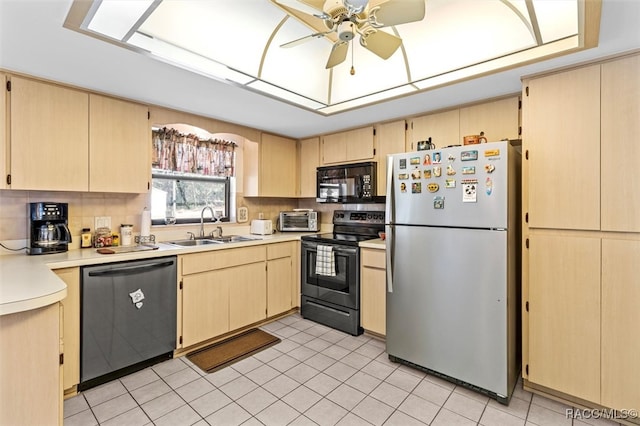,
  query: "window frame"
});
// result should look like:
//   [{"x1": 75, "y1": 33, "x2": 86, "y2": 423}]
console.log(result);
[{"x1": 150, "y1": 172, "x2": 231, "y2": 225}]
